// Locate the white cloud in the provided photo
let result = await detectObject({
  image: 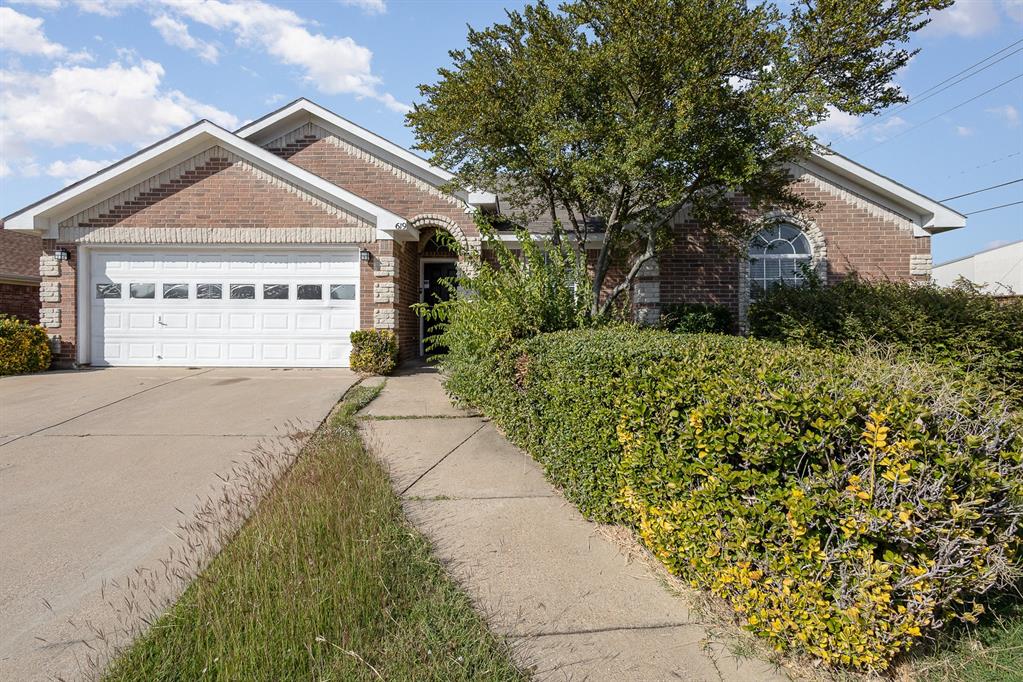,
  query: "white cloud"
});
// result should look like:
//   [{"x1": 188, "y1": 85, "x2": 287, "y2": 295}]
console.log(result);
[
  {"x1": 0, "y1": 58, "x2": 238, "y2": 168},
  {"x1": 46, "y1": 156, "x2": 116, "y2": 183},
  {"x1": 986, "y1": 104, "x2": 1020, "y2": 127},
  {"x1": 1003, "y1": 0, "x2": 1023, "y2": 22},
  {"x1": 0, "y1": 160, "x2": 11, "y2": 178},
  {"x1": 6, "y1": 0, "x2": 63, "y2": 10},
  {"x1": 926, "y1": 1, "x2": 1003, "y2": 37},
  {"x1": 71, "y1": 0, "x2": 142, "y2": 17},
  {"x1": 868, "y1": 116, "x2": 906, "y2": 141},
  {"x1": 161, "y1": 0, "x2": 409, "y2": 111},
  {"x1": 956, "y1": 125, "x2": 973, "y2": 136},
  {"x1": 151, "y1": 14, "x2": 219, "y2": 63},
  {"x1": 813, "y1": 106, "x2": 863, "y2": 139},
  {"x1": 339, "y1": 0, "x2": 387, "y2": 15},
  {"x1": 0, "y1": 7, "x2": 67, "y2": 58}
]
